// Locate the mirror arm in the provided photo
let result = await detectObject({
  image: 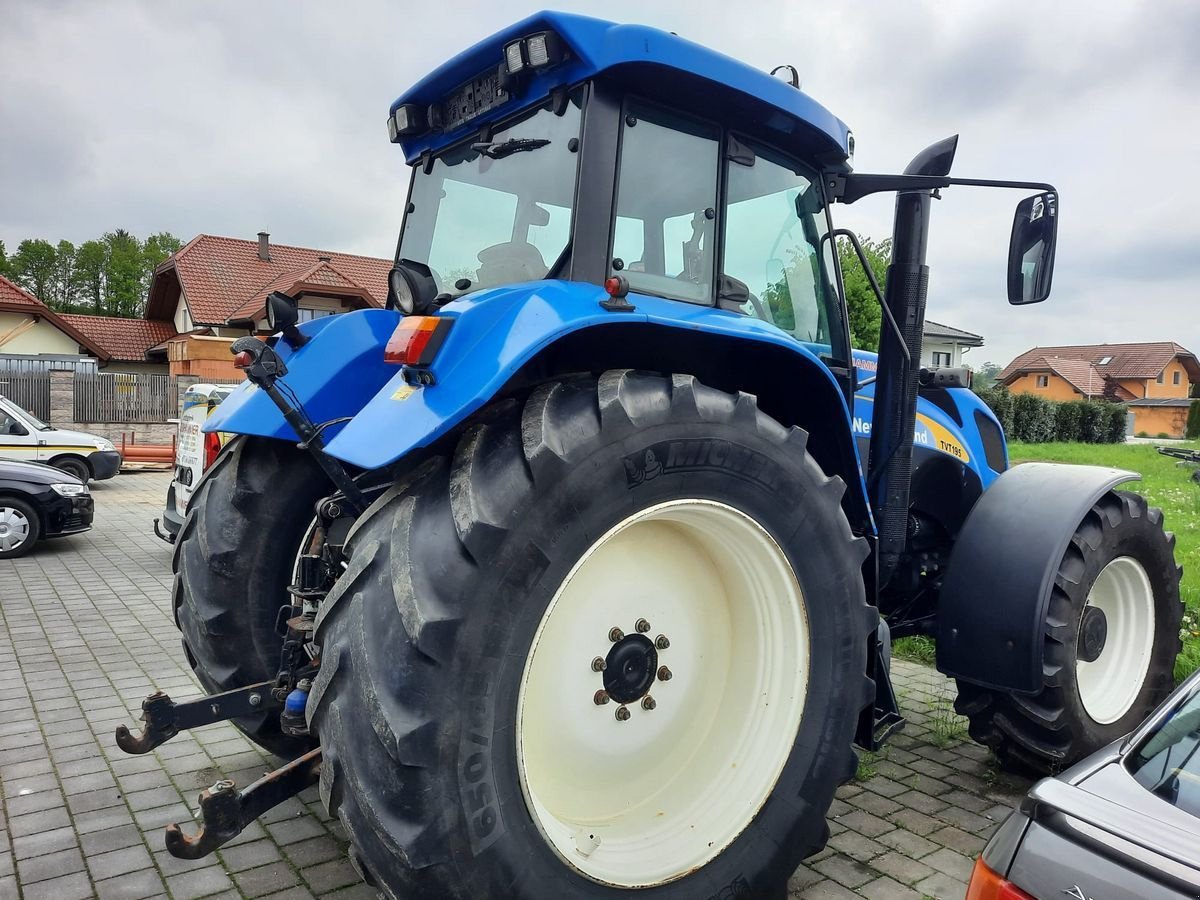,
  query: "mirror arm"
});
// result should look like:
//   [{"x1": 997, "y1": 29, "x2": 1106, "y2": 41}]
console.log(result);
[
  {"x1": 829, "y1": 173, "x2": 1057, "y2": 205},
  {"x1": 830, "y1": 229, "x2": 909, "y2": 363}
]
